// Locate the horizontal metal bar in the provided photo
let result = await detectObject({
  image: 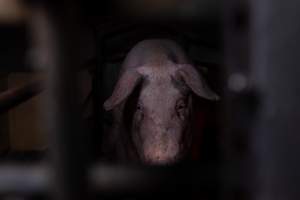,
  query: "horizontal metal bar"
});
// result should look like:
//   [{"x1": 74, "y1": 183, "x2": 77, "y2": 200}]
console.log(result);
[
  {"x1": 0, "y1": 162, "x2": 246, "y2": 196},
  {"x1": 0, "y1": 165, "x2": 48, "y2": 195},
  {"x1": 90, "y1": 163, "x2": 219, "y2": 197}
]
